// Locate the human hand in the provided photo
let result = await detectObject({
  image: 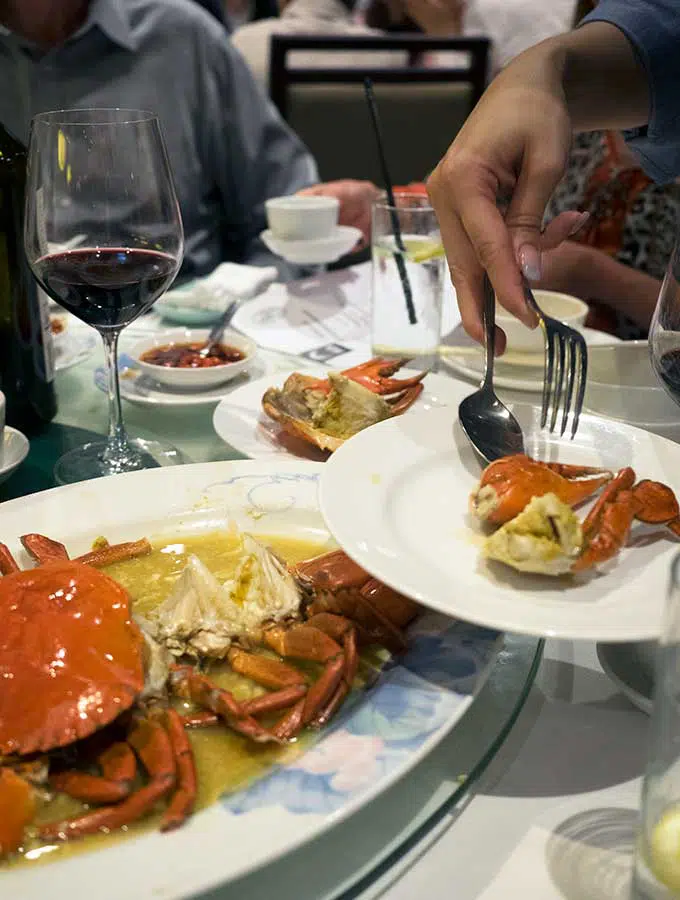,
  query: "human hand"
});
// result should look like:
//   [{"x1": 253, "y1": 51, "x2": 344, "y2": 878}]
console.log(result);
[
  {"x1": 298, "y1": 180, "x2": 380, "y2": 248},
  {"x1": 426, "y1": 43, "x2": 585, "y2": 350},
  {"x1": 405, "y1": 0, "x2": 465, "y2": 36}
]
